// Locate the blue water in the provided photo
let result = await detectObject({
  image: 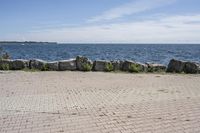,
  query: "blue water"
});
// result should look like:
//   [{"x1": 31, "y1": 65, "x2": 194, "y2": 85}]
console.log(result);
[{"x1": 1, "y1": 43, "x2": 200, "y2": 65}]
